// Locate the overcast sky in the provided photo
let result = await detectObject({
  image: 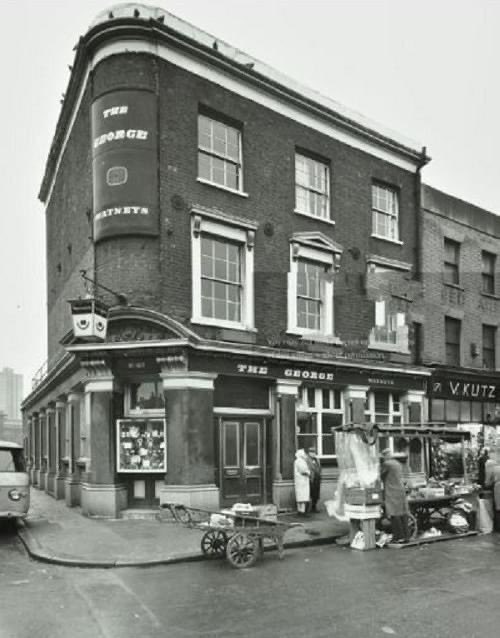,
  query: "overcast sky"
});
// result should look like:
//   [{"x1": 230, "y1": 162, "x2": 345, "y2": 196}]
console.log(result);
[{"x1": 1, "y1": 0, "x2": 499, "y2": 396}]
